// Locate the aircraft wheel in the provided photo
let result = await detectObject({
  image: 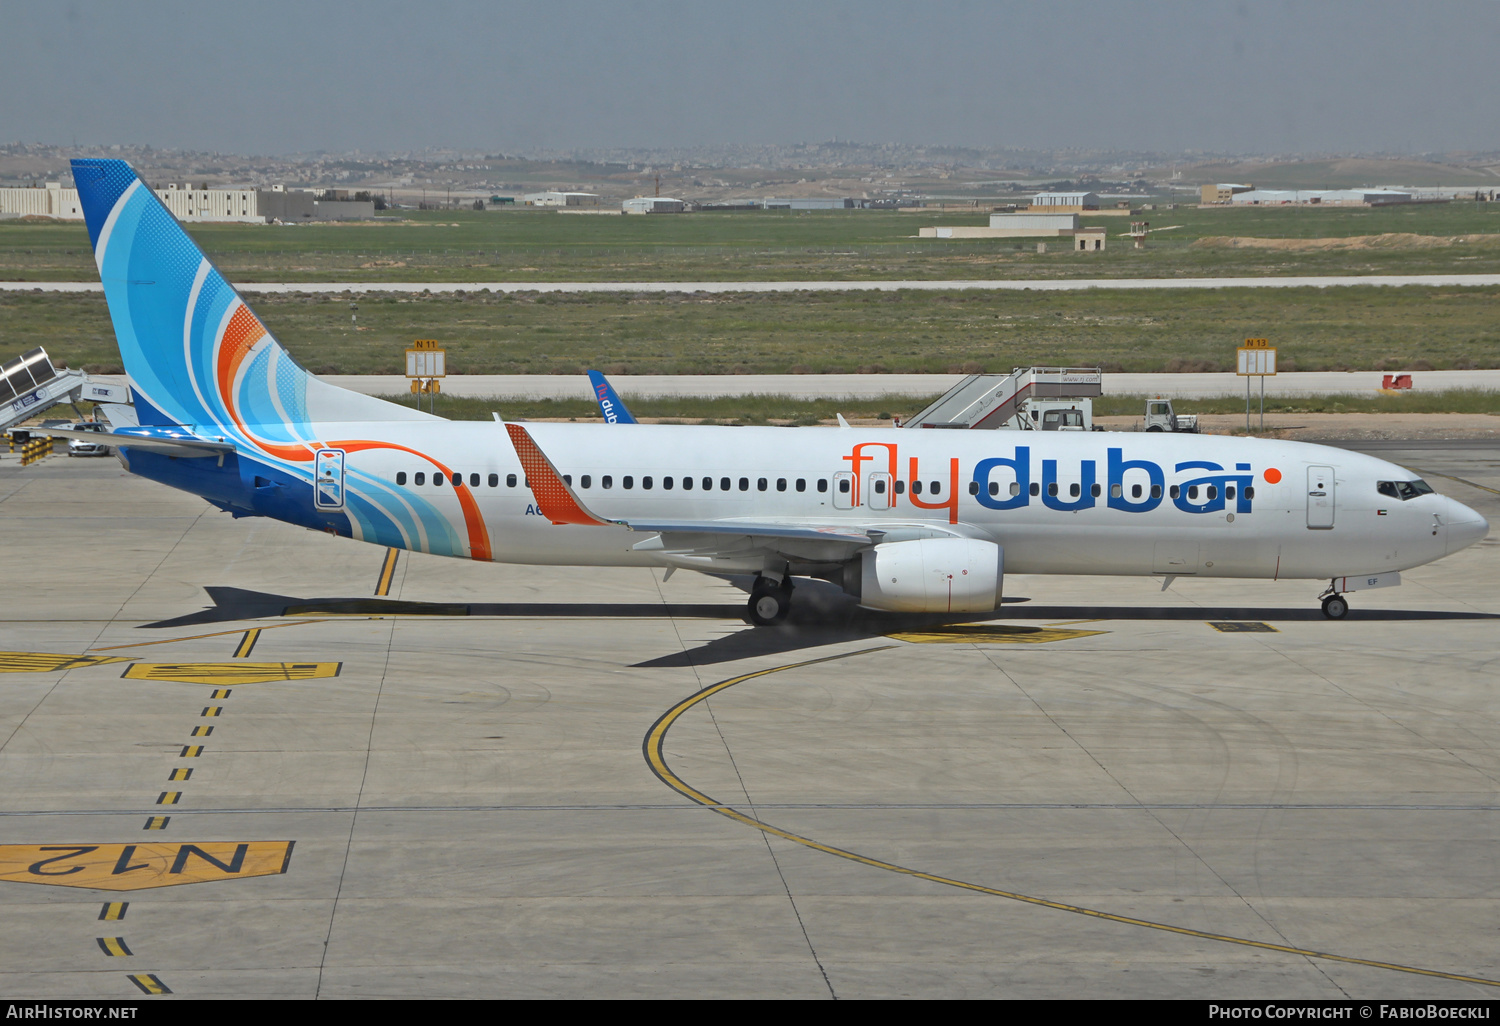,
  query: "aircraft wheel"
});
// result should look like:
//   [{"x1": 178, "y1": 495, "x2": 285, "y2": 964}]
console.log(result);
[
  {"x1": 1146, "y1": 425, "x2": 1163, "y2": 432},
  {"x1": 748, "y1": 579, "x2": 792, "y2": 626},
  {"x1": 1321, "y1": 594, "x2": 1349, "y2": 620}
]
